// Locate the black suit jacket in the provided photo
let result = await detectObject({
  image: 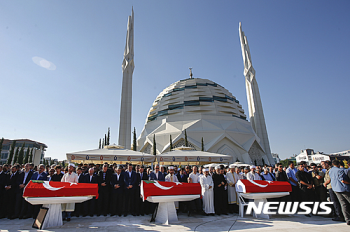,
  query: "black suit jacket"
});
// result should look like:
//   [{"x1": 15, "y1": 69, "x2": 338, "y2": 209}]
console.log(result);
[
  {"x1": 110, "y1": 173, "x2": 125, "y2": 193},
  {"x1": 97, "y1": 169, "x2": 112, "y2": 190},
  {"x1": 124, "y1": 171, "x2": 137, "y2": 189},
  {"x1": 176, "y1": 173, "x2": 188, "y2": 183},
  {"x1": 78, "y1": 173, "x2": 86, "y2": 183},
  {"x1": 6, "y1": 171, "x2": 20, "y2": 193},
  {"x1": 17, "y1": 170, "x2": 33, "y2": 193},
  {"x1": 85, "y1": 174, "x2": 98, "y2": 184},
  {"x1": 51, "y1": 173, "x2": 63, "y2": 181},
  {"x1": 0, "y1": 171, "x2": 6, "y2": 195}
]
